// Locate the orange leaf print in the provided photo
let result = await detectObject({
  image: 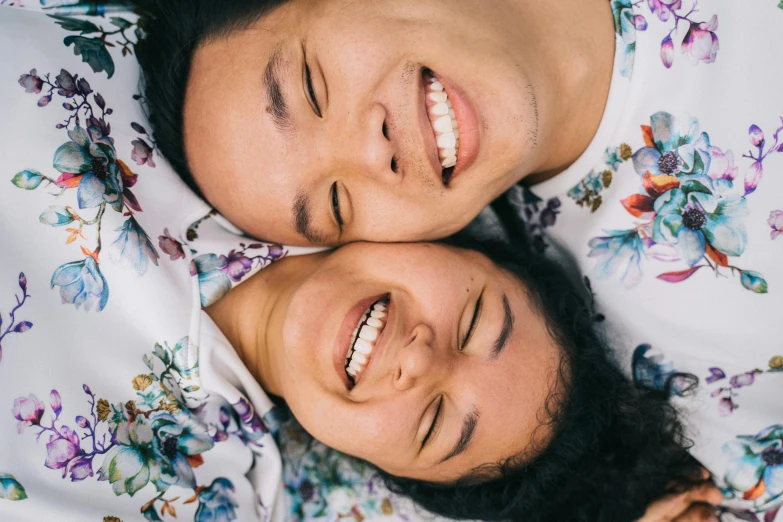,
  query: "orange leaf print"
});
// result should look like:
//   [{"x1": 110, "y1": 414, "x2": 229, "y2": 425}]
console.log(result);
[
  {"x1": 620, "y1": 194, "x2": 656, "y2": 217},
  {"x1": 641, "y1": 125, "x2": 656, "y2": 148},
  {"x1": 705, "y1": 243, "x2": 728, "y2": 267},
  {"x1": 643, "y1": 171, "x2": 680, "y2": 199},
  {"x1": 743, "y1": 478, "x2": 766, "y2": 500}
]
